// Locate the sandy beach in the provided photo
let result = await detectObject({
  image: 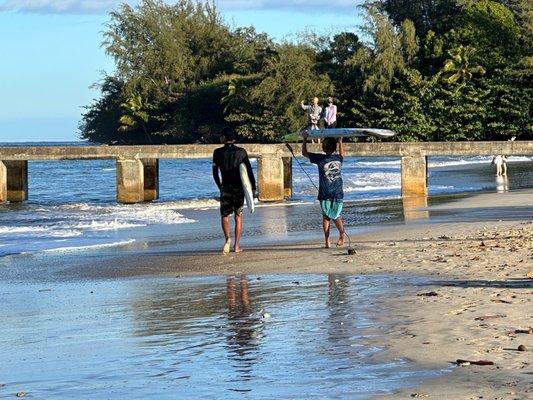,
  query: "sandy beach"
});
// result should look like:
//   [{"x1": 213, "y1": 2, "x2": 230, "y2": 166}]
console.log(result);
[
  {"x1": 76, "y1": 190, "x2": 532, "y2": 399},
  {"x1": 2, "y1": 189, "x2": 532, "y2": 399}
]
